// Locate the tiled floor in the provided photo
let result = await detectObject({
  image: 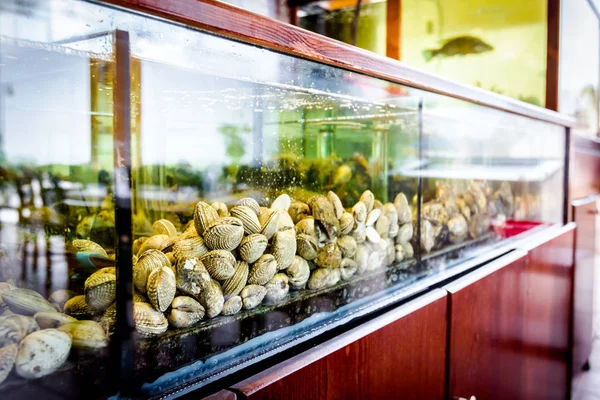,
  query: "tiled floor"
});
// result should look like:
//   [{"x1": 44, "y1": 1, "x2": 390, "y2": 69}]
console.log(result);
[{"x1": 571, "y1": 224, "x2": 600, "y2": 400}]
